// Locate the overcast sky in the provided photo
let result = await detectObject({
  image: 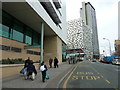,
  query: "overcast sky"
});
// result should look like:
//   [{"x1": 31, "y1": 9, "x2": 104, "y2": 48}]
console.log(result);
[{"x1": 66, "y1": 0, "x2": 118, "y2": 55}]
